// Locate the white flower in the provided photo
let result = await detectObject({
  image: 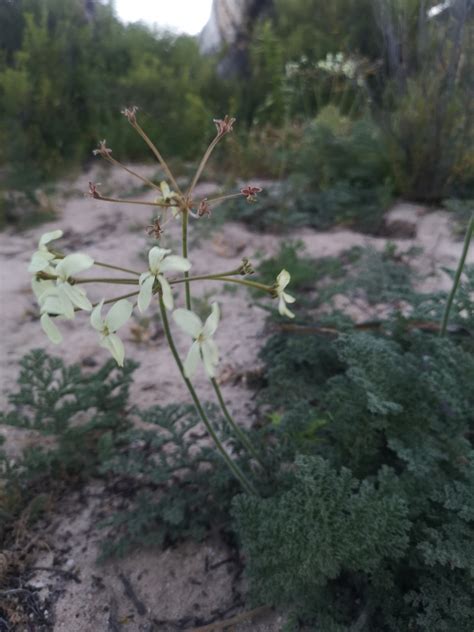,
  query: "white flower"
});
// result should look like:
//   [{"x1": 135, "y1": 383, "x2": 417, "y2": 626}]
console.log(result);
[
  {"x1": 138, "y1": 247, "x2": 191, "y2": 313},
  {"x1": 28, "y1": 230, "x2": 63, "y2": 273},
  {"x1": 40, "y1": 253, "x2": 95, "y2": 319},
  {"x1": 156, "y1": 181, "x2": 180, "y2": 218},
  {"x1": 173, "y1": 303, "x2": 220, "y2": 378},
  {"x1": 32, "y1": 277, "x2": 64, "y2": 344},
  {"x1": 90, "y1": 299, "x2": 133, "y2": 366},
  {"x1": 275, "y1": 269, "x2": 296, "y2": 319}
]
